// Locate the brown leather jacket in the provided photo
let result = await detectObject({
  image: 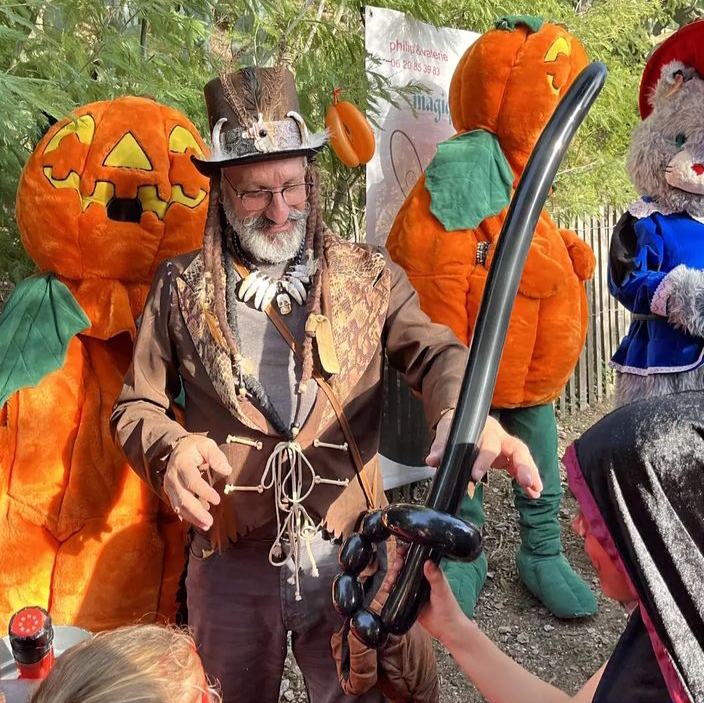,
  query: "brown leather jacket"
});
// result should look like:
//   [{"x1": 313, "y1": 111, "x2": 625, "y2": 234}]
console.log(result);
[{"x1": 111, "y1": 232, "x2": 467, "y2": 550}]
